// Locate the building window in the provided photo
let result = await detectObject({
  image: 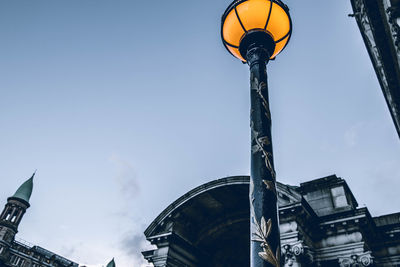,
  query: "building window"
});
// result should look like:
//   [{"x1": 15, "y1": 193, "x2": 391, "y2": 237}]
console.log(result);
[
  {"x1": 10, "y1": 256, "x2": 26, "y2": 267},
  {"x1": 10, "y1": 255, "x2": 17, "y2": 265},
  {"x1": 5, "y1": 211, "x2": 11, "y2": 221}
]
